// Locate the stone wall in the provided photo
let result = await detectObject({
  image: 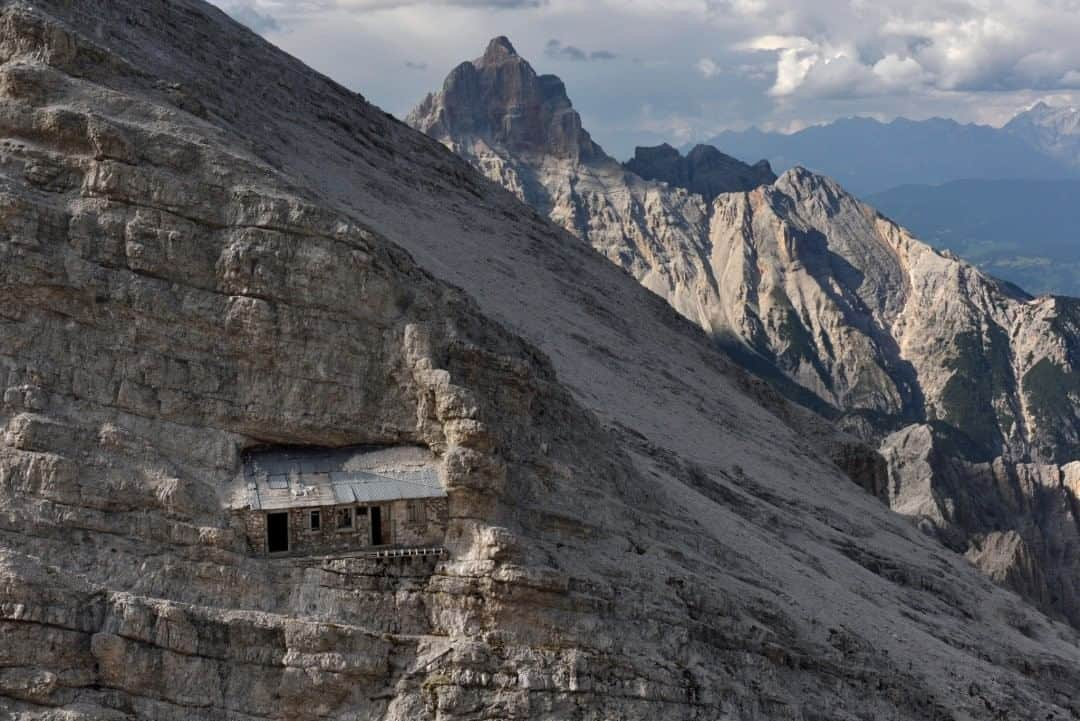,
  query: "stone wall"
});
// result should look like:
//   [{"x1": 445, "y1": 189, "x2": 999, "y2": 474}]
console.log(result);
[
  {"x1": 238, "y1": 510, "x2": 268, "y2": 554},
  {"x1": 390, "y1": 497, "x2": 449, "y2": 547},
  {"x1": 237, "y1": 497, "x2": 448, "y2": 555},
  {"x1": 285, "y1": 505, "x2": 371, "y2": 555}
]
